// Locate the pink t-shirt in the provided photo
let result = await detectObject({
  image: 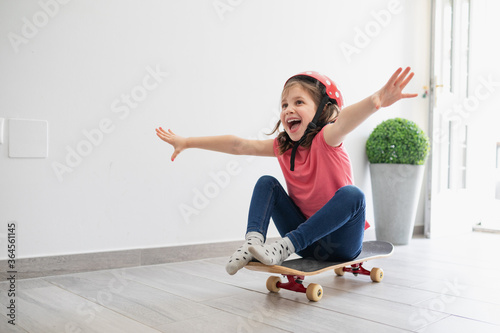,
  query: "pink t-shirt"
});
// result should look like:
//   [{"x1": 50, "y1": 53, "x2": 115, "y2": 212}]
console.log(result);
[{"x1": 273, "y1": 127, "x2": 370, "y2": 229}]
